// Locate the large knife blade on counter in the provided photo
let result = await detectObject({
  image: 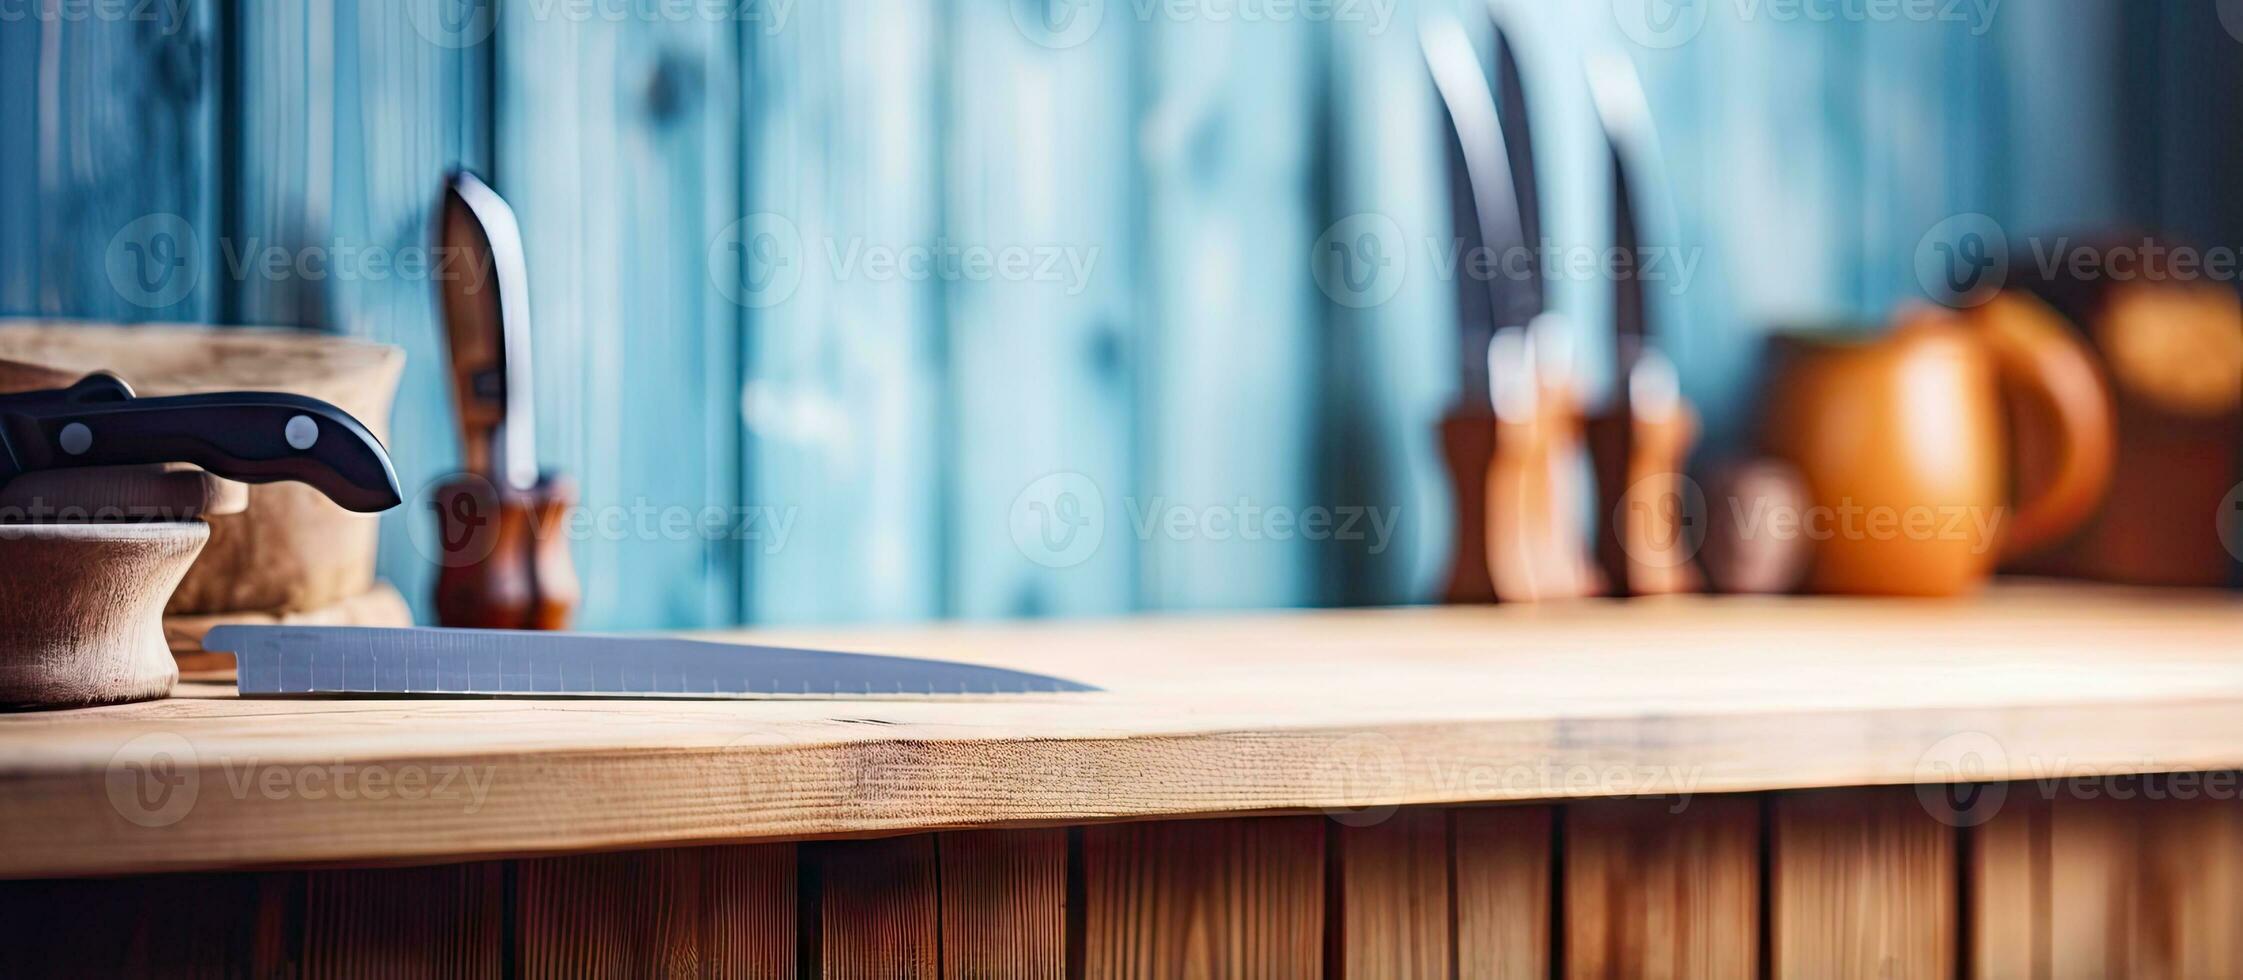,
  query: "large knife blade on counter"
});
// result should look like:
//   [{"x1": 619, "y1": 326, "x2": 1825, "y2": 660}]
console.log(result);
[{"x1": 205, "y1": 625, "x2": 1100, "y2": 699}]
